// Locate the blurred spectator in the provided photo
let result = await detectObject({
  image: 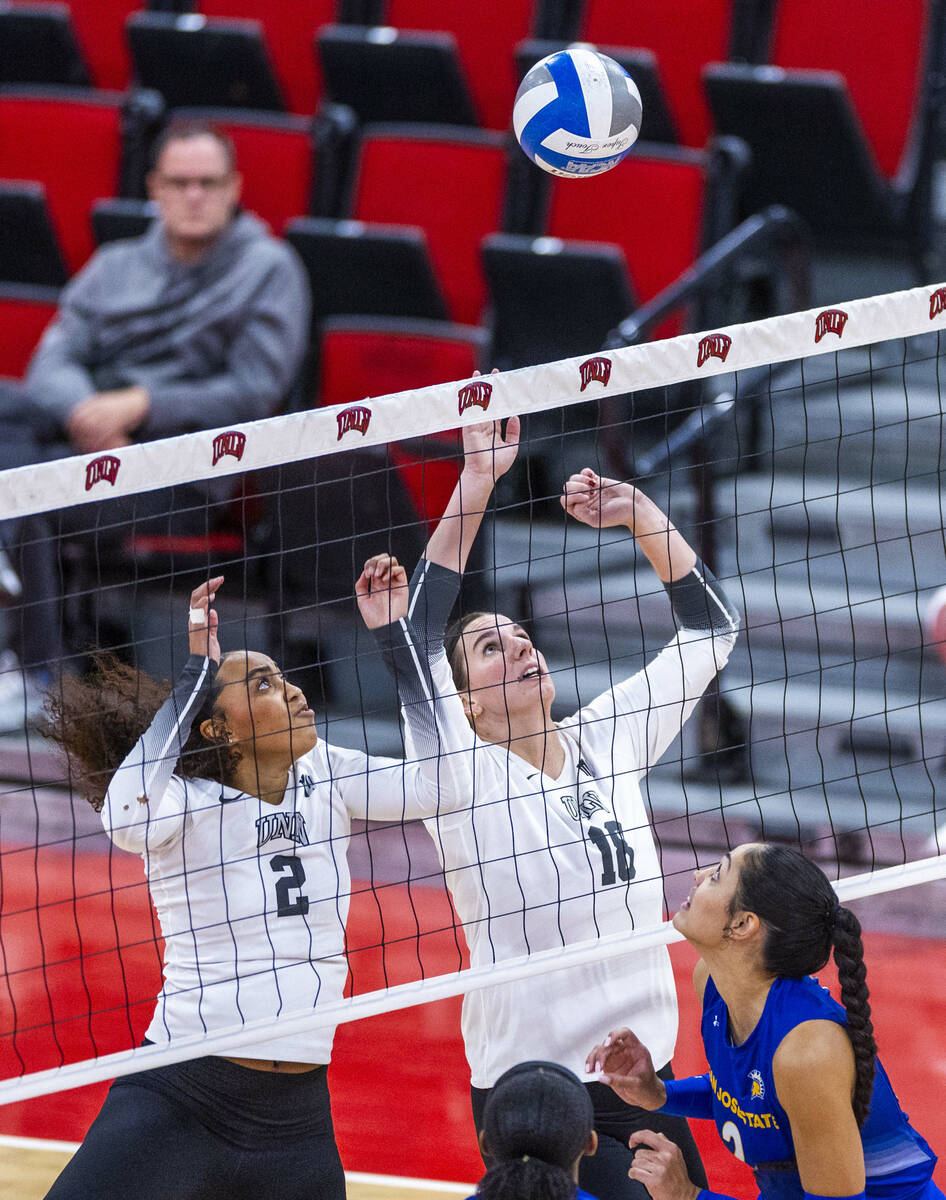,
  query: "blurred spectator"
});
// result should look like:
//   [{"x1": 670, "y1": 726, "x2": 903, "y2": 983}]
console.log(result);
[
  {"x1": 0, "y1": 119, "x2": 311, "y2": 730},
  {"x1": 469, "y1": 1060, "x2": 600, "y2": 1200}
]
